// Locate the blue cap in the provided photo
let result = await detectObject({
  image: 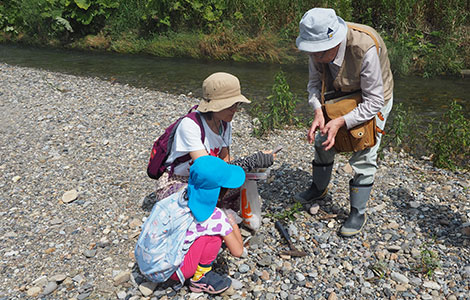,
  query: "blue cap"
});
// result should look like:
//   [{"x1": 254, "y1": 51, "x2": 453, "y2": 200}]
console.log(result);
[{"x1": 188, "y1": 156, "x2": 245, "y2": 222}]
